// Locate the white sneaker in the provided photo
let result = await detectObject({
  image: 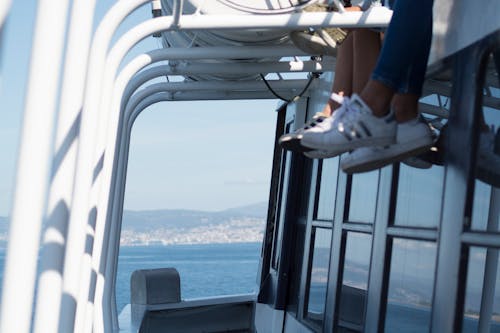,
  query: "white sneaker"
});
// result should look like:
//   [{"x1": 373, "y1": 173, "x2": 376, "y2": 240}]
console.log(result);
[
  {"x1": 279, "y1": 93, "x2": 346, "y2": 153},
  {"x1": 341, "y1": 116, "x2": 434, "y2": 174},
  {"x1": 301, "y1": 94, "x2": 397, "y2": 155},
  {"x1": 279, "y1": 111, "x2": 330, "y2": 152},
  {"x1": 304, "y1": 148, "x2": 344, "y2": 159}
]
